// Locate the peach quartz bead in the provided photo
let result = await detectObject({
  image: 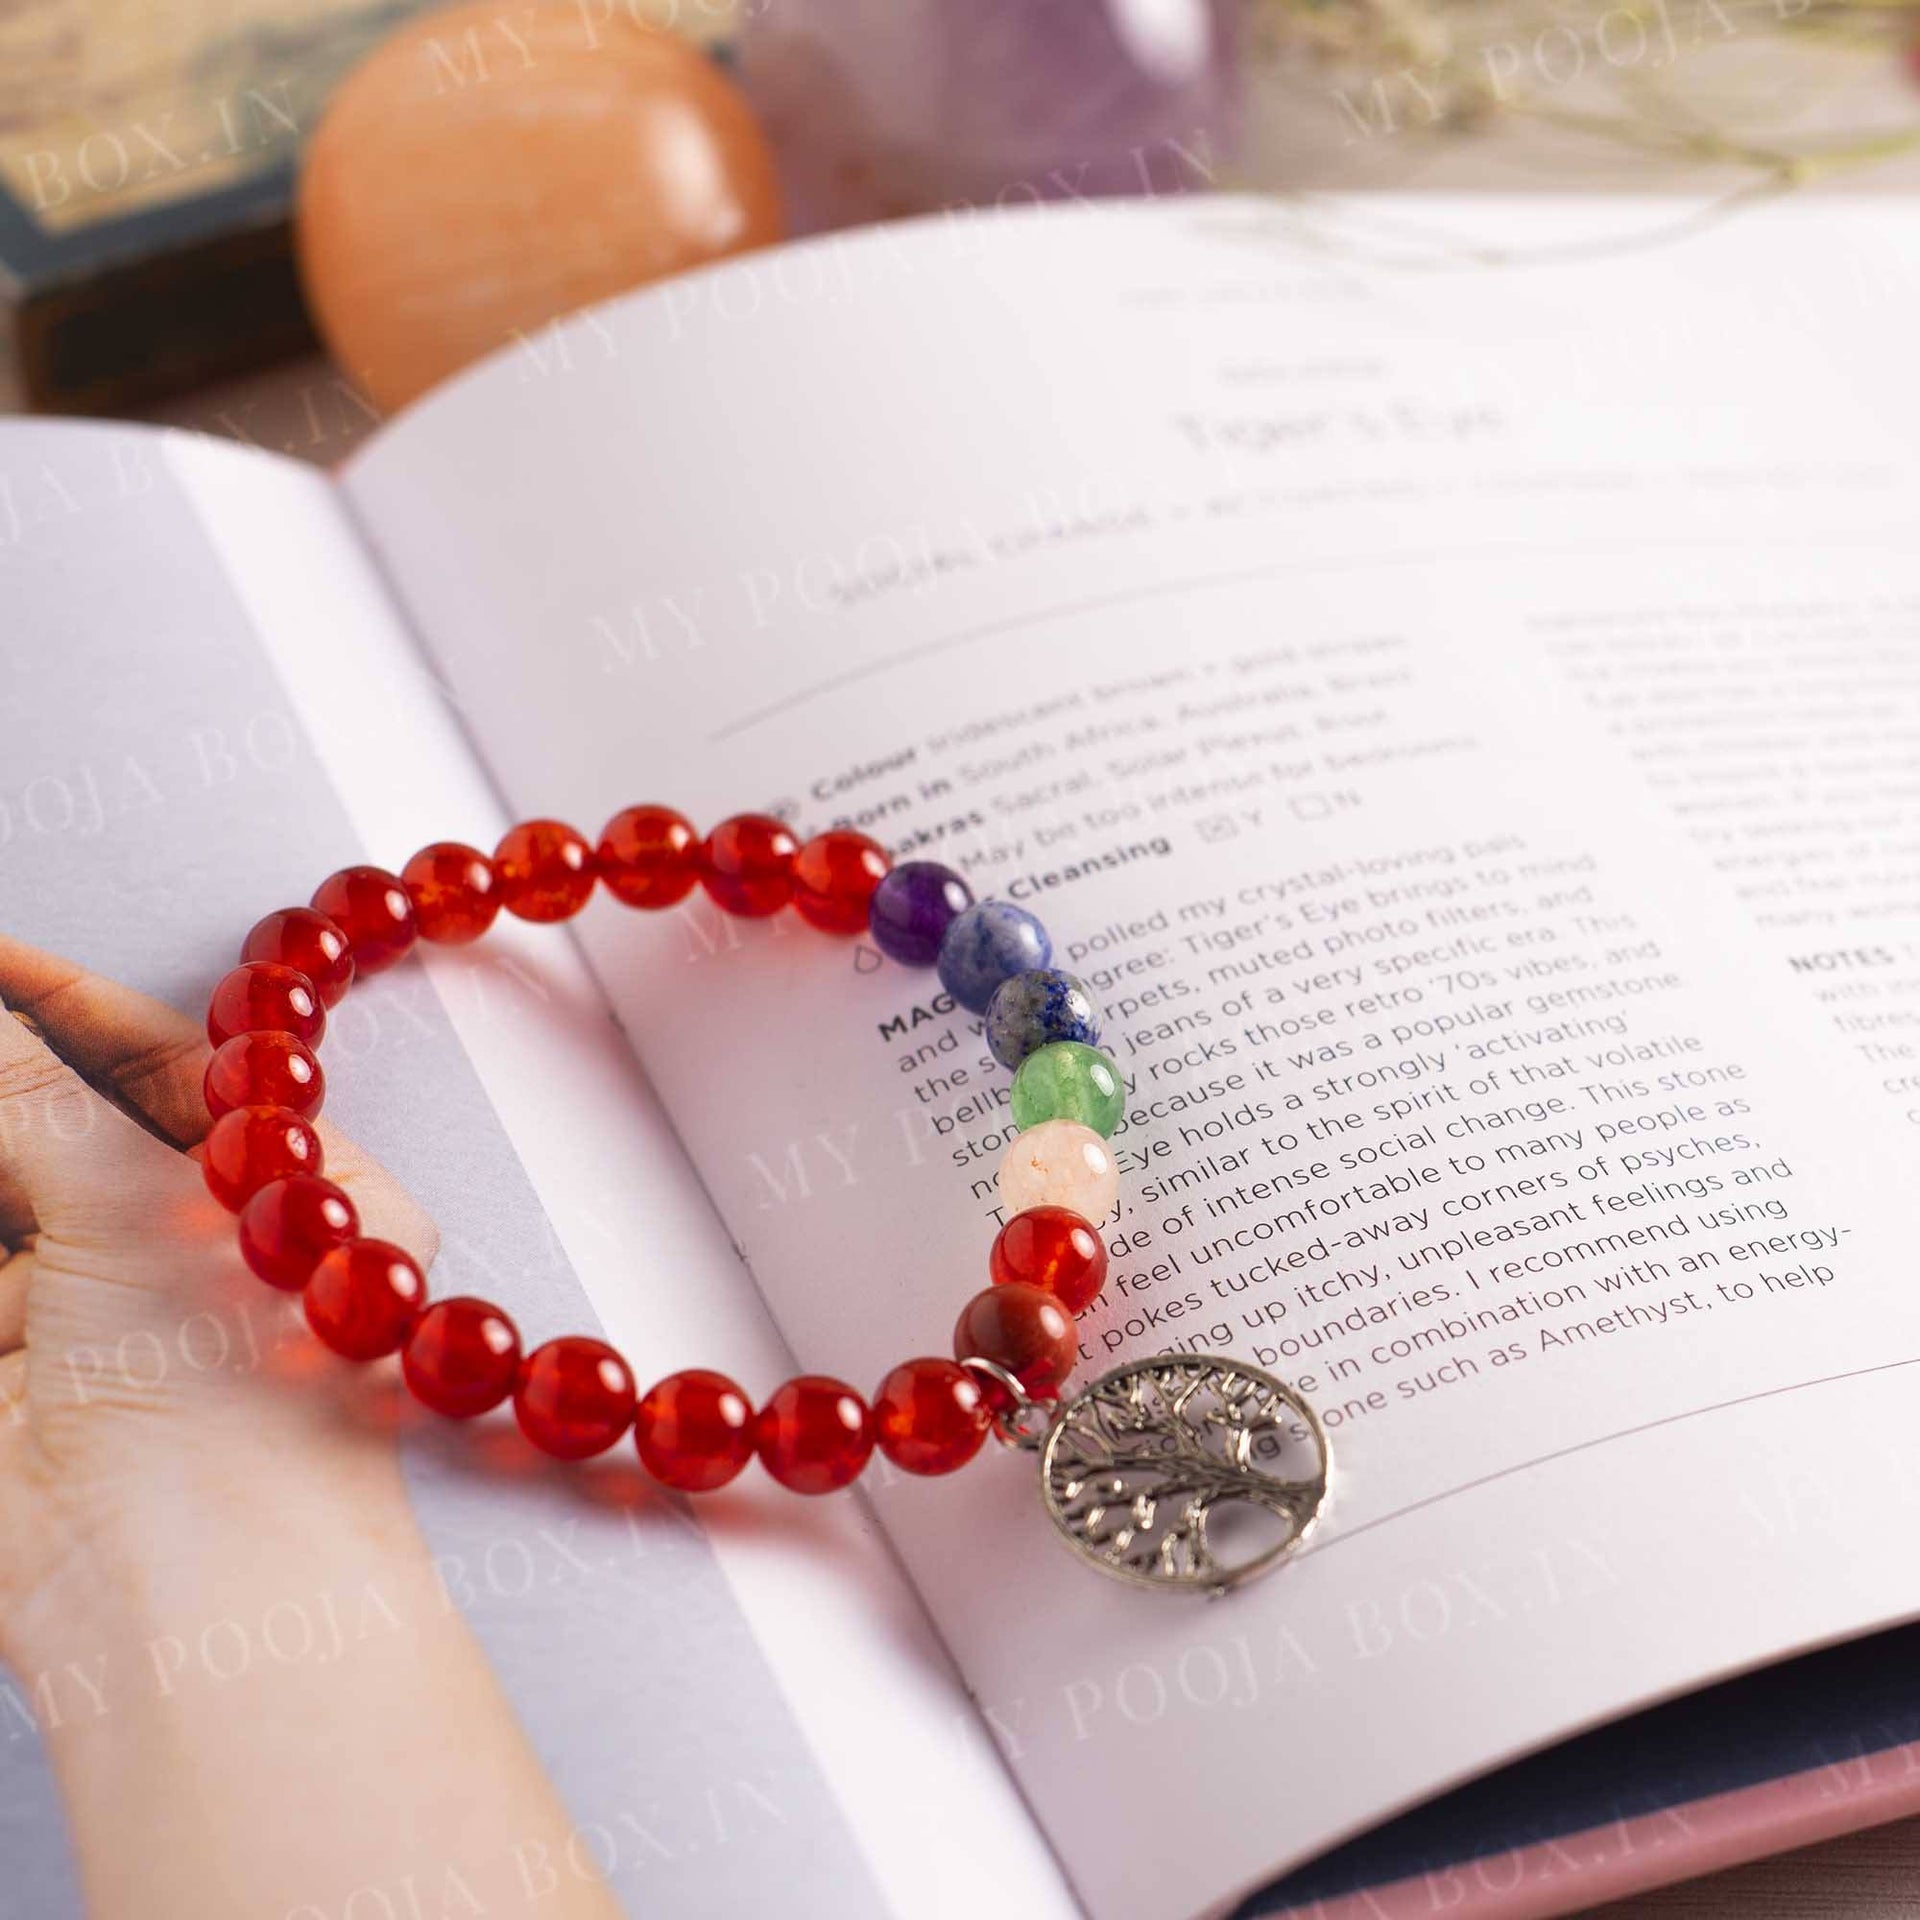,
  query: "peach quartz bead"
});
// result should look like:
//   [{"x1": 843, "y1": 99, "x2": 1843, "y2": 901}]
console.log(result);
[{"x1": 995, "y1": 1119, "x2": 1118, "y2": 1222}]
